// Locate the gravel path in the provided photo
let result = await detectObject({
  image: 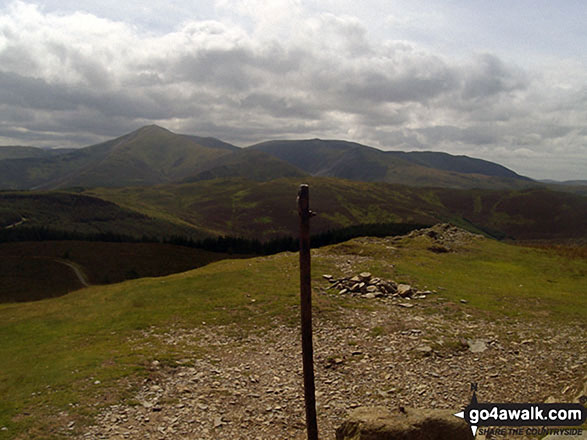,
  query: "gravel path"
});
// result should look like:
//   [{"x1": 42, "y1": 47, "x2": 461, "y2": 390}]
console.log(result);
[{"x1": 78, "y1": 295, "x2": 586, "y2": 440}]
